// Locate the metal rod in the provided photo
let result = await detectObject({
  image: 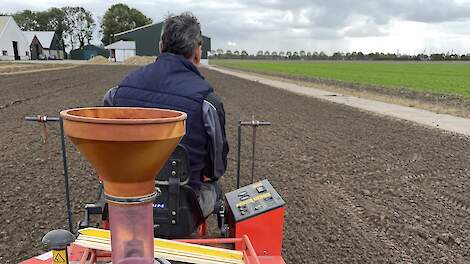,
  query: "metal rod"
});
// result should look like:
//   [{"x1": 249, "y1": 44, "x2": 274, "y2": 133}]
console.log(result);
[
  {"x1": 236, "y1": 118, "x2": 271, "y2": 189},
  {"x1": 240, "y1": 121, "x2": 271, "y2": 126},
  {"x1": 25, "y1": 116, "x2": 60, "y2": 122},
  {"x1": 236, "y1": 120, "x2": 242, "y2": 189},
  {"x1": 251, "y1": 126, "x2": 256, "y2": 184},
  {"x1": 60, "y1": 118, "x2": 73, "y2": 233},
  {"x1": 25, "y1": 115, "x2": 73, "y2": 231}
]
